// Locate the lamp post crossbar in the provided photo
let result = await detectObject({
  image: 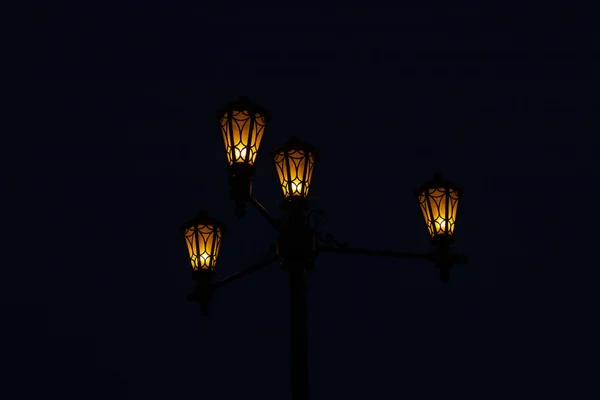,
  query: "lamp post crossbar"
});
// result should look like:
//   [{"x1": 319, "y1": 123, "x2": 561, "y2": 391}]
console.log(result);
[
  {"x1": 317, "y1": 245, "x2": 468, "y2": 265},
  {"x1": 317, "y1": 246, "x2": 430, "y2": 260}
]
